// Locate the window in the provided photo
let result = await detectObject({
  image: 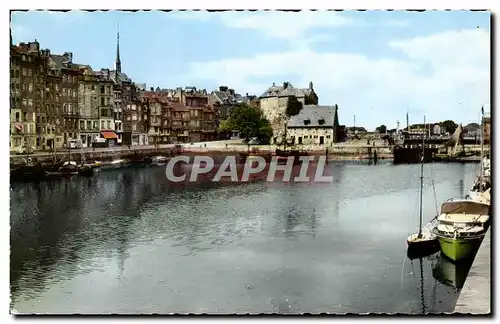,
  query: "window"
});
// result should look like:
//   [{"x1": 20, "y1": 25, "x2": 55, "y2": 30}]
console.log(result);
[
  {"x1": 107, "y1": 121, "x2": 111, "y2": 129},
  {"x1": 73, "y1": 89, "x2": 77, "y2": 98},
  {"x1": 15, "y1": 112, "x2": 20, "y2": 122},
  {"x1": 91, "y1": 85, "x2": 95, "y2": 91},
  {"x1": 87, "y1": 121, "x2": 92, "y2": 129},
  {"x1": 27, "y1": 69, "x2": 32, "y2": 76},
  {"x1": 101, "y1": 121, "x2": 105, "y2": 129},
  {"x1": 68, "y1": 104, "x2": 72, "y2": 113},
  {"x1": 63, "y1": 75, "x2": 66, "y2": 83},
  {"x1": 101, "y1": 97, "x2": 105, "y2": 106},
  {"x1": 63, "y1": 88, "x2": 67, "y2": 96},
  {"x1": 28, "y1": 99, "x2": 33, "y2": 107},
  {"x1": 80, "y1": 121, "x2": 85, "y2": 129},
  {"x1": 100, "y1": 86, "x2": 105, "y2": 94},
  {"x1": 326, "y1": 135, "x2": 331, "y2": 139},
  {"x1": 73, "y1": 76, "x2": 76, "y2": 83},
  {"x1": 15, "y1": 70, "x2": 19, "y2": 78},
  {"x1": 63, "y1": 104, "x2": 67, "y2": 113},
  {"x1": 28, "y1": 83, "x2": 33, "y2": 92},
  {"x1": 22, "y1": 68, "x2": 26, "y2": 76}
]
